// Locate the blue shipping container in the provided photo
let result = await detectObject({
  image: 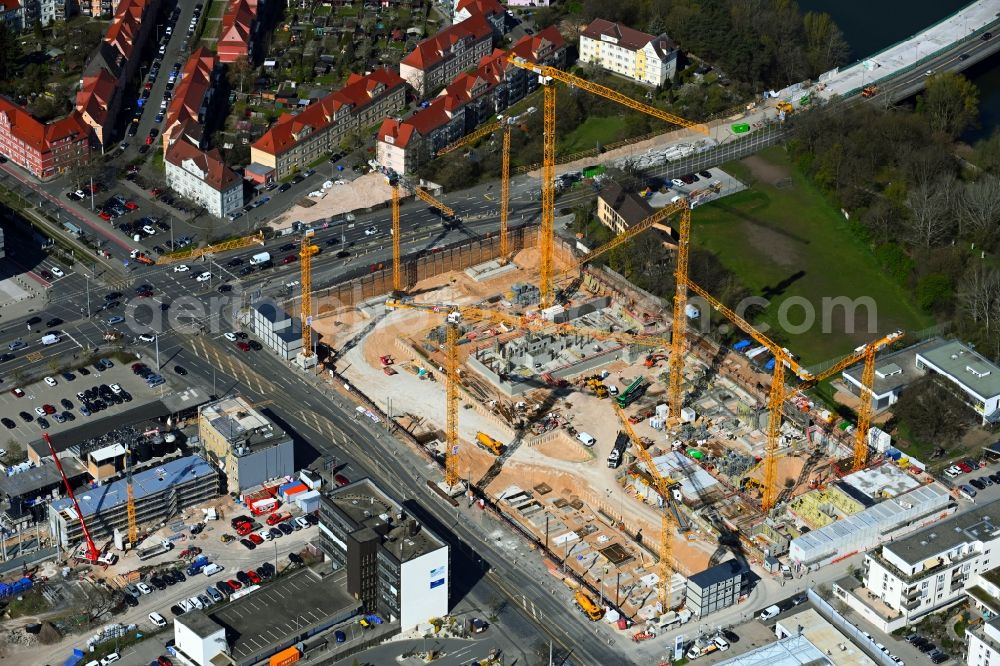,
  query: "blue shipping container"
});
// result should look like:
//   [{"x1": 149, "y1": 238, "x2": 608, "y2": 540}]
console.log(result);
[
  {"x1": 63, "y1": 648, "x2": 85, "y2": 666},
  {"x1": 732, "y1": 339, "x2": 752, "y2": 351}
]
